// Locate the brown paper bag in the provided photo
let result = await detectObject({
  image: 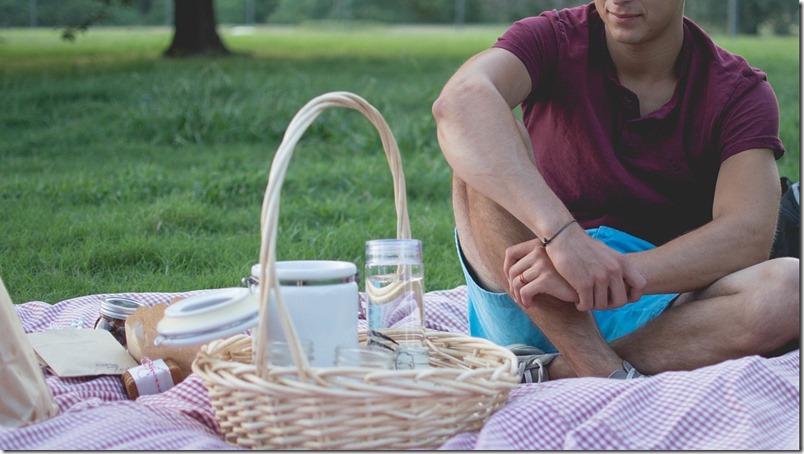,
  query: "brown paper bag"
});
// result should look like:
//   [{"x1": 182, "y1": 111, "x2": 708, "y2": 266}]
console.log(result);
[
  {"x1": 28, "y1": 328, "x2": 138, "y2": 377},
  {"x1": 0, "y1": 276, "x2": 59, "y2": 428}
]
